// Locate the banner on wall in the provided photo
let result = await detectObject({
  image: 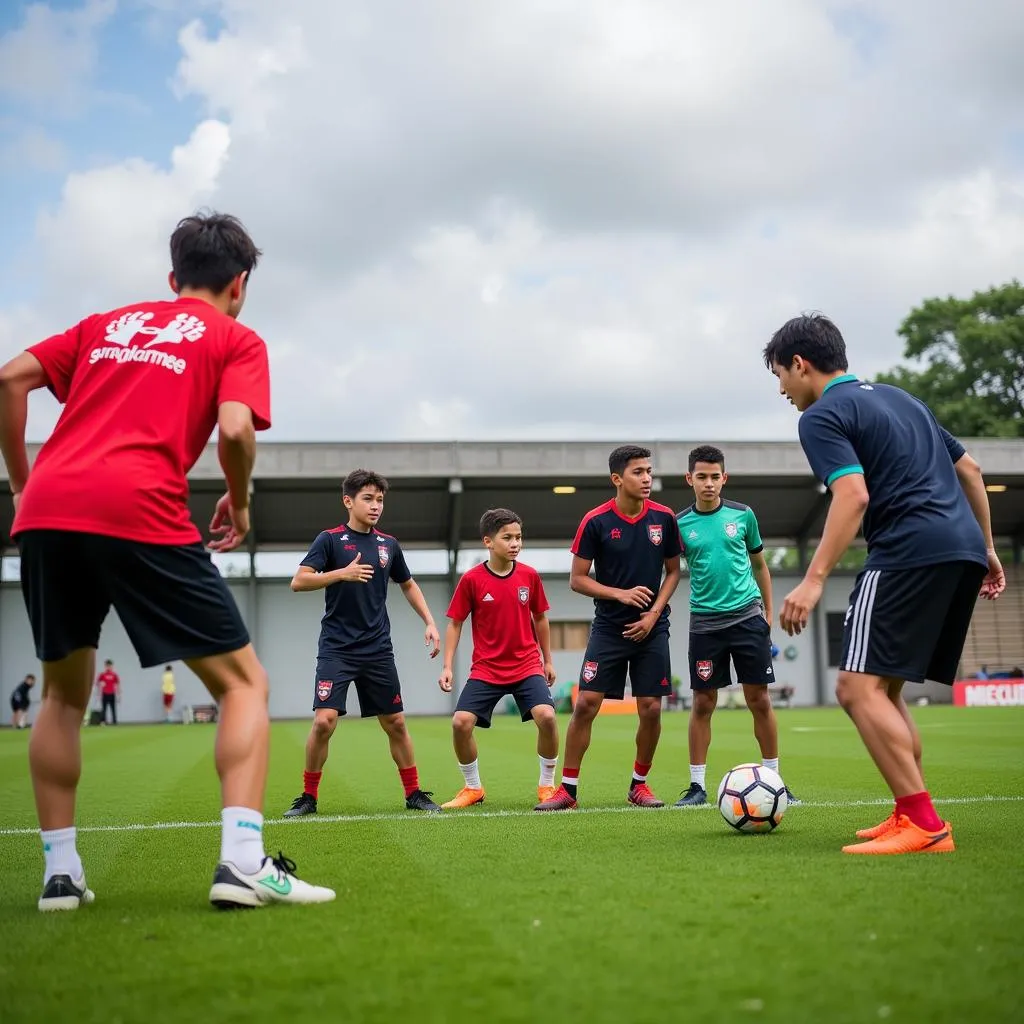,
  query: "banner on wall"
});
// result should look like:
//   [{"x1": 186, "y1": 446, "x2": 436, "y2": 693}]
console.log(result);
[{"x1": 952, "y1": 680, "x2": 1024, "y2": 707}]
